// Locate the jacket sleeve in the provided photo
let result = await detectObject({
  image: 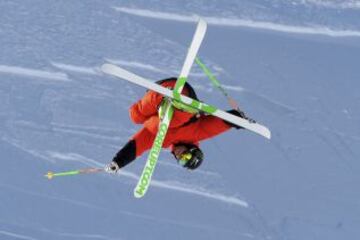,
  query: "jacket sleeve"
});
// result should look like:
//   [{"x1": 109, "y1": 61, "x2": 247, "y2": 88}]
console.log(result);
[
  {"x1": 131, "y1": 127, "x2": 156, "y2": 157},
  {"x1": 129, "y1": 91, "x2": 163, "y2": 124},
  {"x1": 112, "y1": 140, "x2": 137, "y2": 168},
  {"x1": 112, "y1": 127, "x2": 156, "y2": 168}
]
